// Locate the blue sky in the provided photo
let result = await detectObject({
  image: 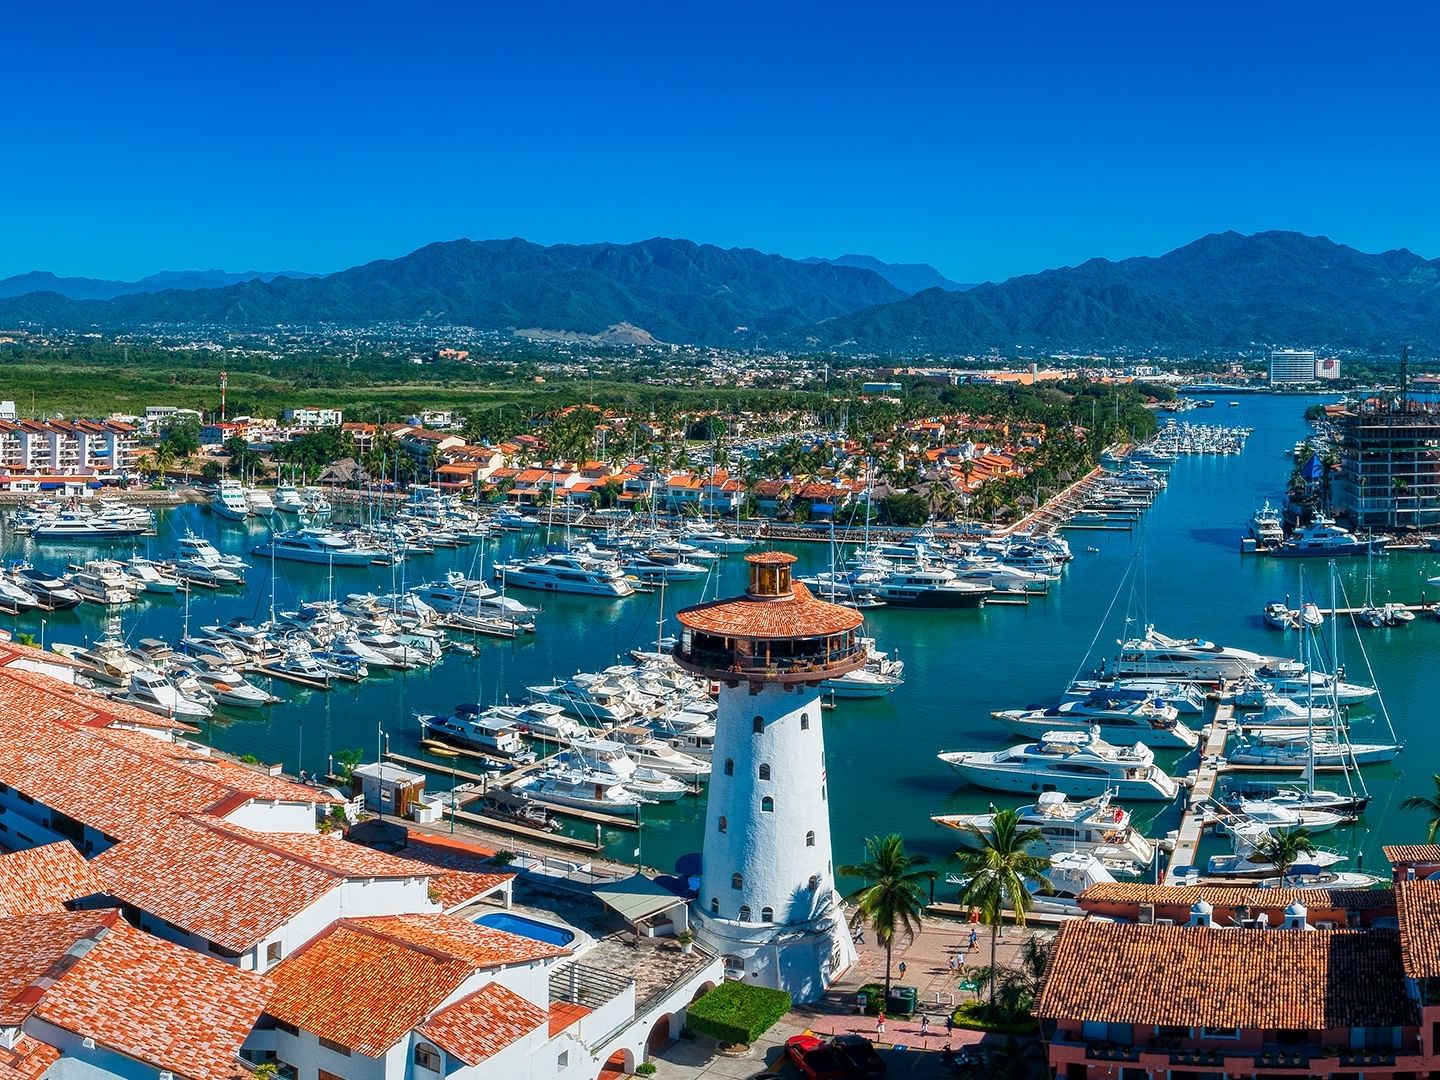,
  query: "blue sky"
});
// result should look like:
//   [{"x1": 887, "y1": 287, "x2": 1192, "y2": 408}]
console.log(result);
[{"x1": 6, "y1": 1, "x2": 1439, "y2": 283}]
